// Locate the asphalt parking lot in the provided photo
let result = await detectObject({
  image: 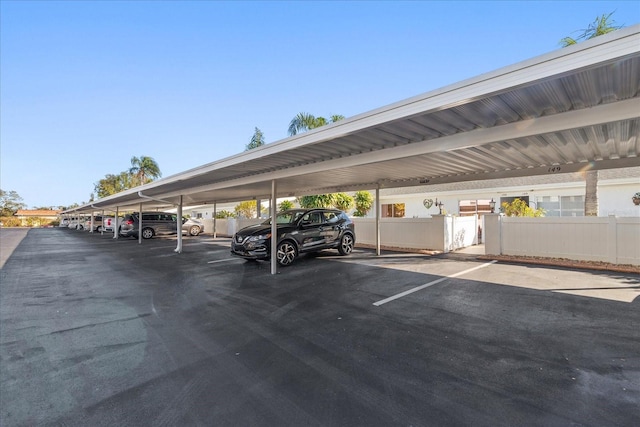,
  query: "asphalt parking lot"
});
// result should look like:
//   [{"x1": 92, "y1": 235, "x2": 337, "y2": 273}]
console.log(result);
[{"x1": 1, "y1": 228, "x2": 639, "y2": 426}]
